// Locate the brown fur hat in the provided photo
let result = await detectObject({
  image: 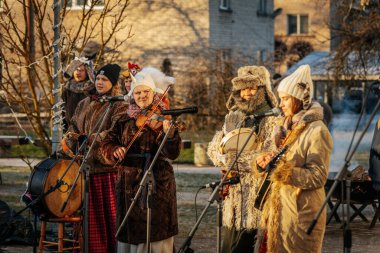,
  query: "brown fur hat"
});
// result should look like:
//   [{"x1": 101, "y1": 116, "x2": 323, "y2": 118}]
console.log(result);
[
  {"x1": 231, "y1": 66, "x2": 269, "y2": 91},
  {"x1": 228, "y1": 66, "x2": 278, "y2": 109}
]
